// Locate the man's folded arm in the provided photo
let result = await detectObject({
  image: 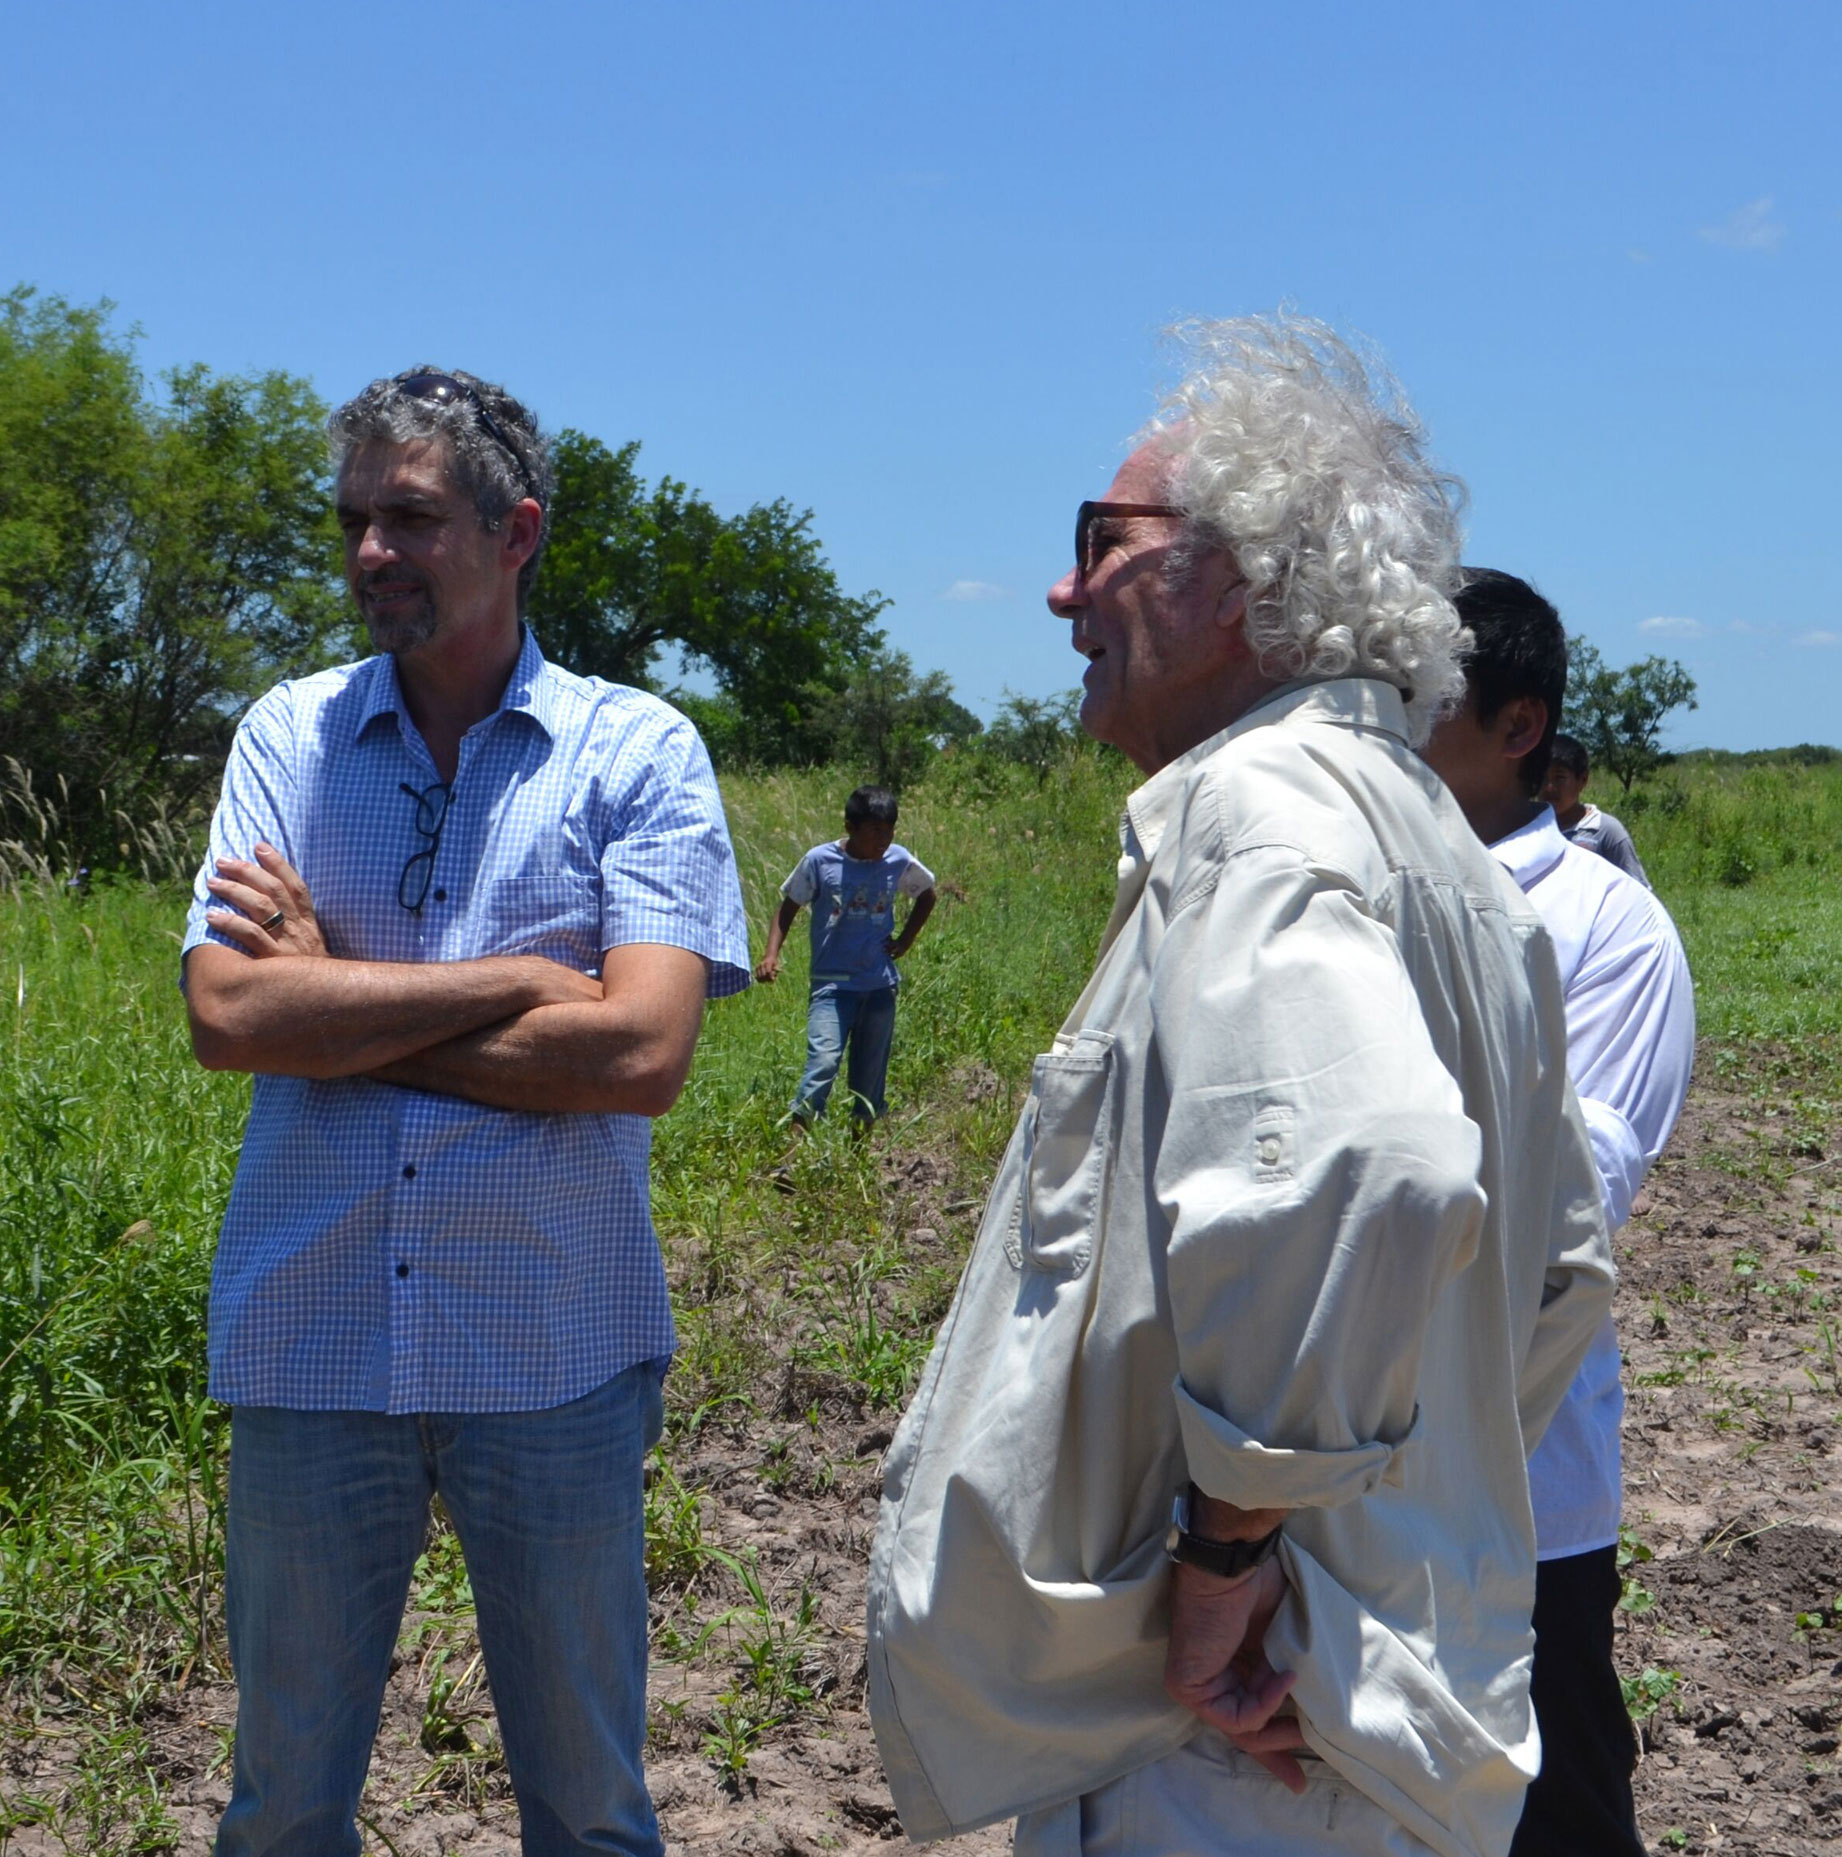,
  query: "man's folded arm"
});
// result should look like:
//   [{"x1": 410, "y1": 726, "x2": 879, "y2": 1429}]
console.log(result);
[
  {"x1": 365, "y1": 941, "x2": 709, "y2": 1116},
  {"x1": 185, "y1": 942, "x2": 602, "y2": 1079}
]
